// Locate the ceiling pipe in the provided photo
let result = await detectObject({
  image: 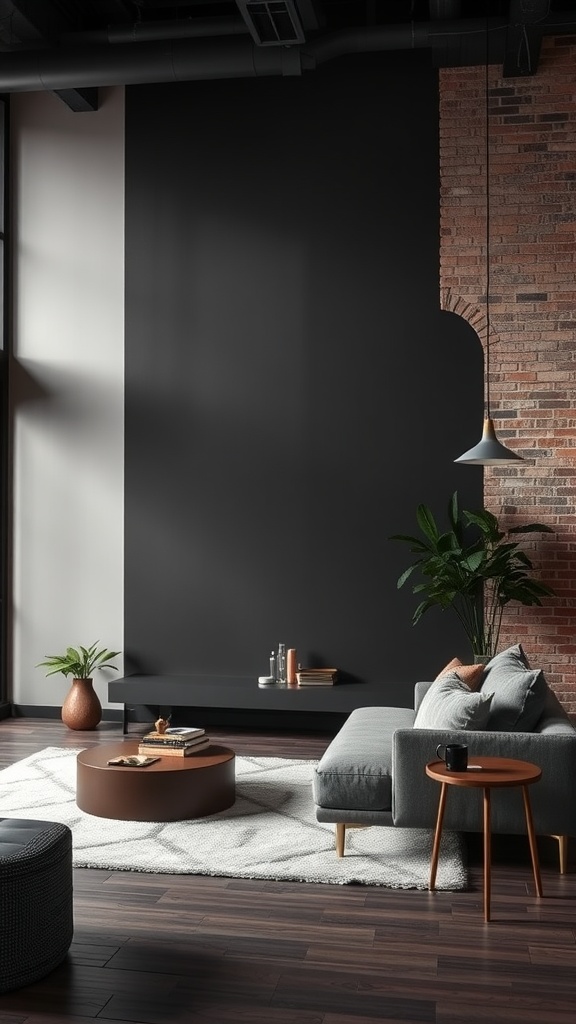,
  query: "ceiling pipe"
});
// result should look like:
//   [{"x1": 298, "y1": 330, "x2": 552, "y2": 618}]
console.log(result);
[
  {"x1": 0, "y1": 36, "x2": 302, "y2": 91},
  {"x1": 302, "y1": 18, "x2": 492, "y2": 65},
  {"x1": 61, "y1": 17, "x2": 249, "y2": 45},
  {"x1": 0, "y1": 22, "x2": 498, "y2": 92},
  {"x1": 304, "y1": 11, "x2": 576, "y2": 68},
  {"x1": 0, "y1": 13, "x2": 573, "y2": 93}
]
